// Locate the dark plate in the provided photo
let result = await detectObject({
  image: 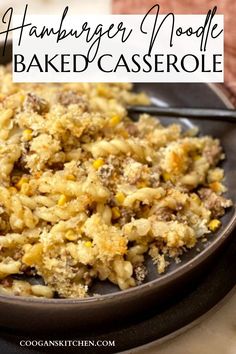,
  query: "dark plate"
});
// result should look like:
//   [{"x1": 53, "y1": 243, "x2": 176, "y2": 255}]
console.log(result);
[{"x1": 0, "y1": 42, "x2": 236, "y2": 333}]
